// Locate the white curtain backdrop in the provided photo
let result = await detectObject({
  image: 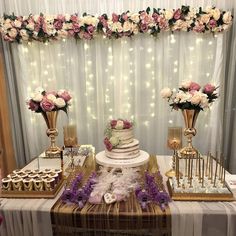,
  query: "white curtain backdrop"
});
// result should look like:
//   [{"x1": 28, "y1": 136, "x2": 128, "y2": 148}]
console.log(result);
[{"x1": 0, "y1": 0, "x2": 235, "y2": 167}]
